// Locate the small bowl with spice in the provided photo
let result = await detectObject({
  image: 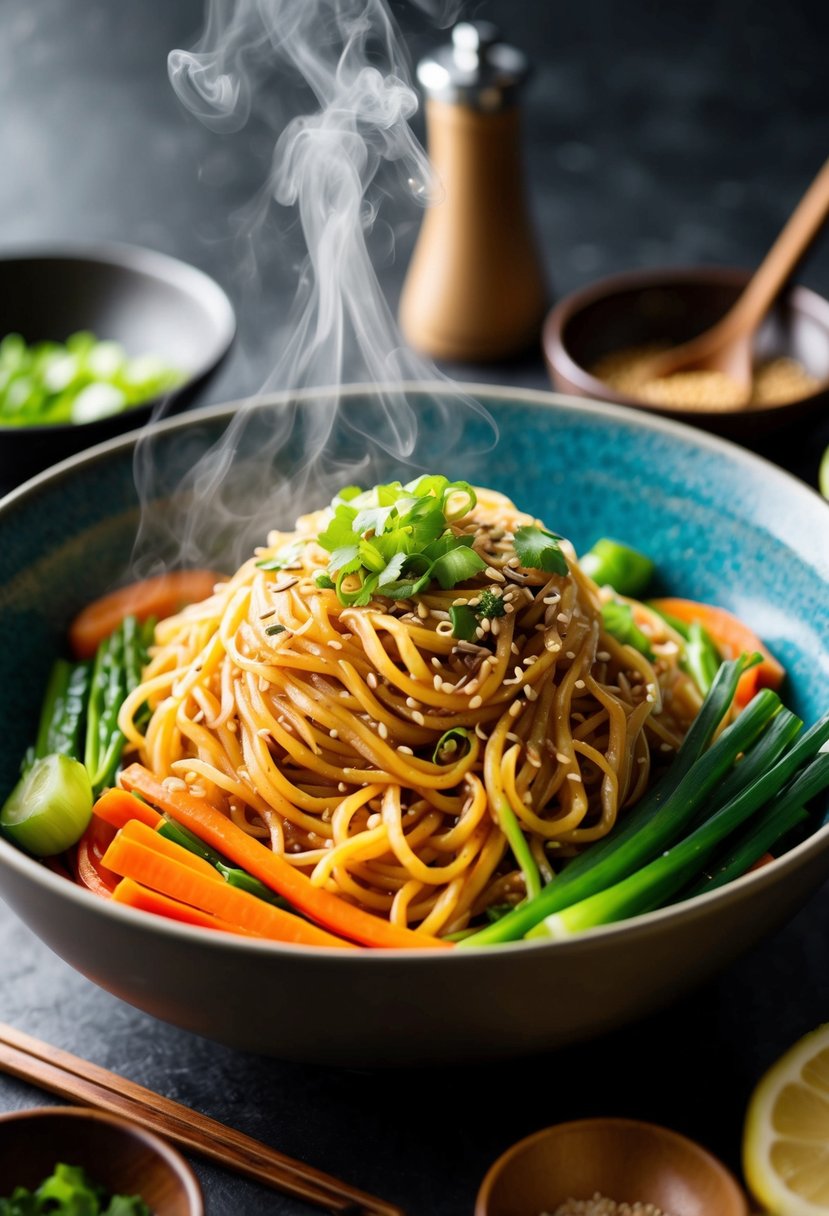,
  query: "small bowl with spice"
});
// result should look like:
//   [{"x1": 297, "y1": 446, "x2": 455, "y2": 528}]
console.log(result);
[
  {"x1": 0, "y1": 1105, "x2": 203, "y2": 1215},
  {"x1": 475, "y1": 1118, "x2": 749, "y2": 1216},
  {"x1": 542, "y1": 266, "x2": 829, "y2": 436}
]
